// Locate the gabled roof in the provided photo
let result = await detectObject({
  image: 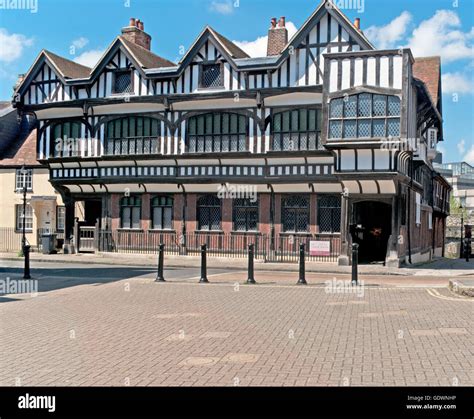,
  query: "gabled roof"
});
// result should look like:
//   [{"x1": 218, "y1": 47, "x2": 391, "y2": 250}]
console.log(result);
[
  {"x1": 178, "y1": 26, "x2": 249, "y2": 67},
  {"x1": 281, "y1": 0, "x2": 375, "y2": 58},
  {"x1": 413, "y1": 56, "x2": 441, "y2": 105},
  {"x1": 118, "y1": 36, "x2": 175, "y2": 68},
  {"x1": 43, "y1": 50, "x2": 91, "y2": 79},
  {"x1": 209, "y1": 27, "x2": 249, "y2": 59}
]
